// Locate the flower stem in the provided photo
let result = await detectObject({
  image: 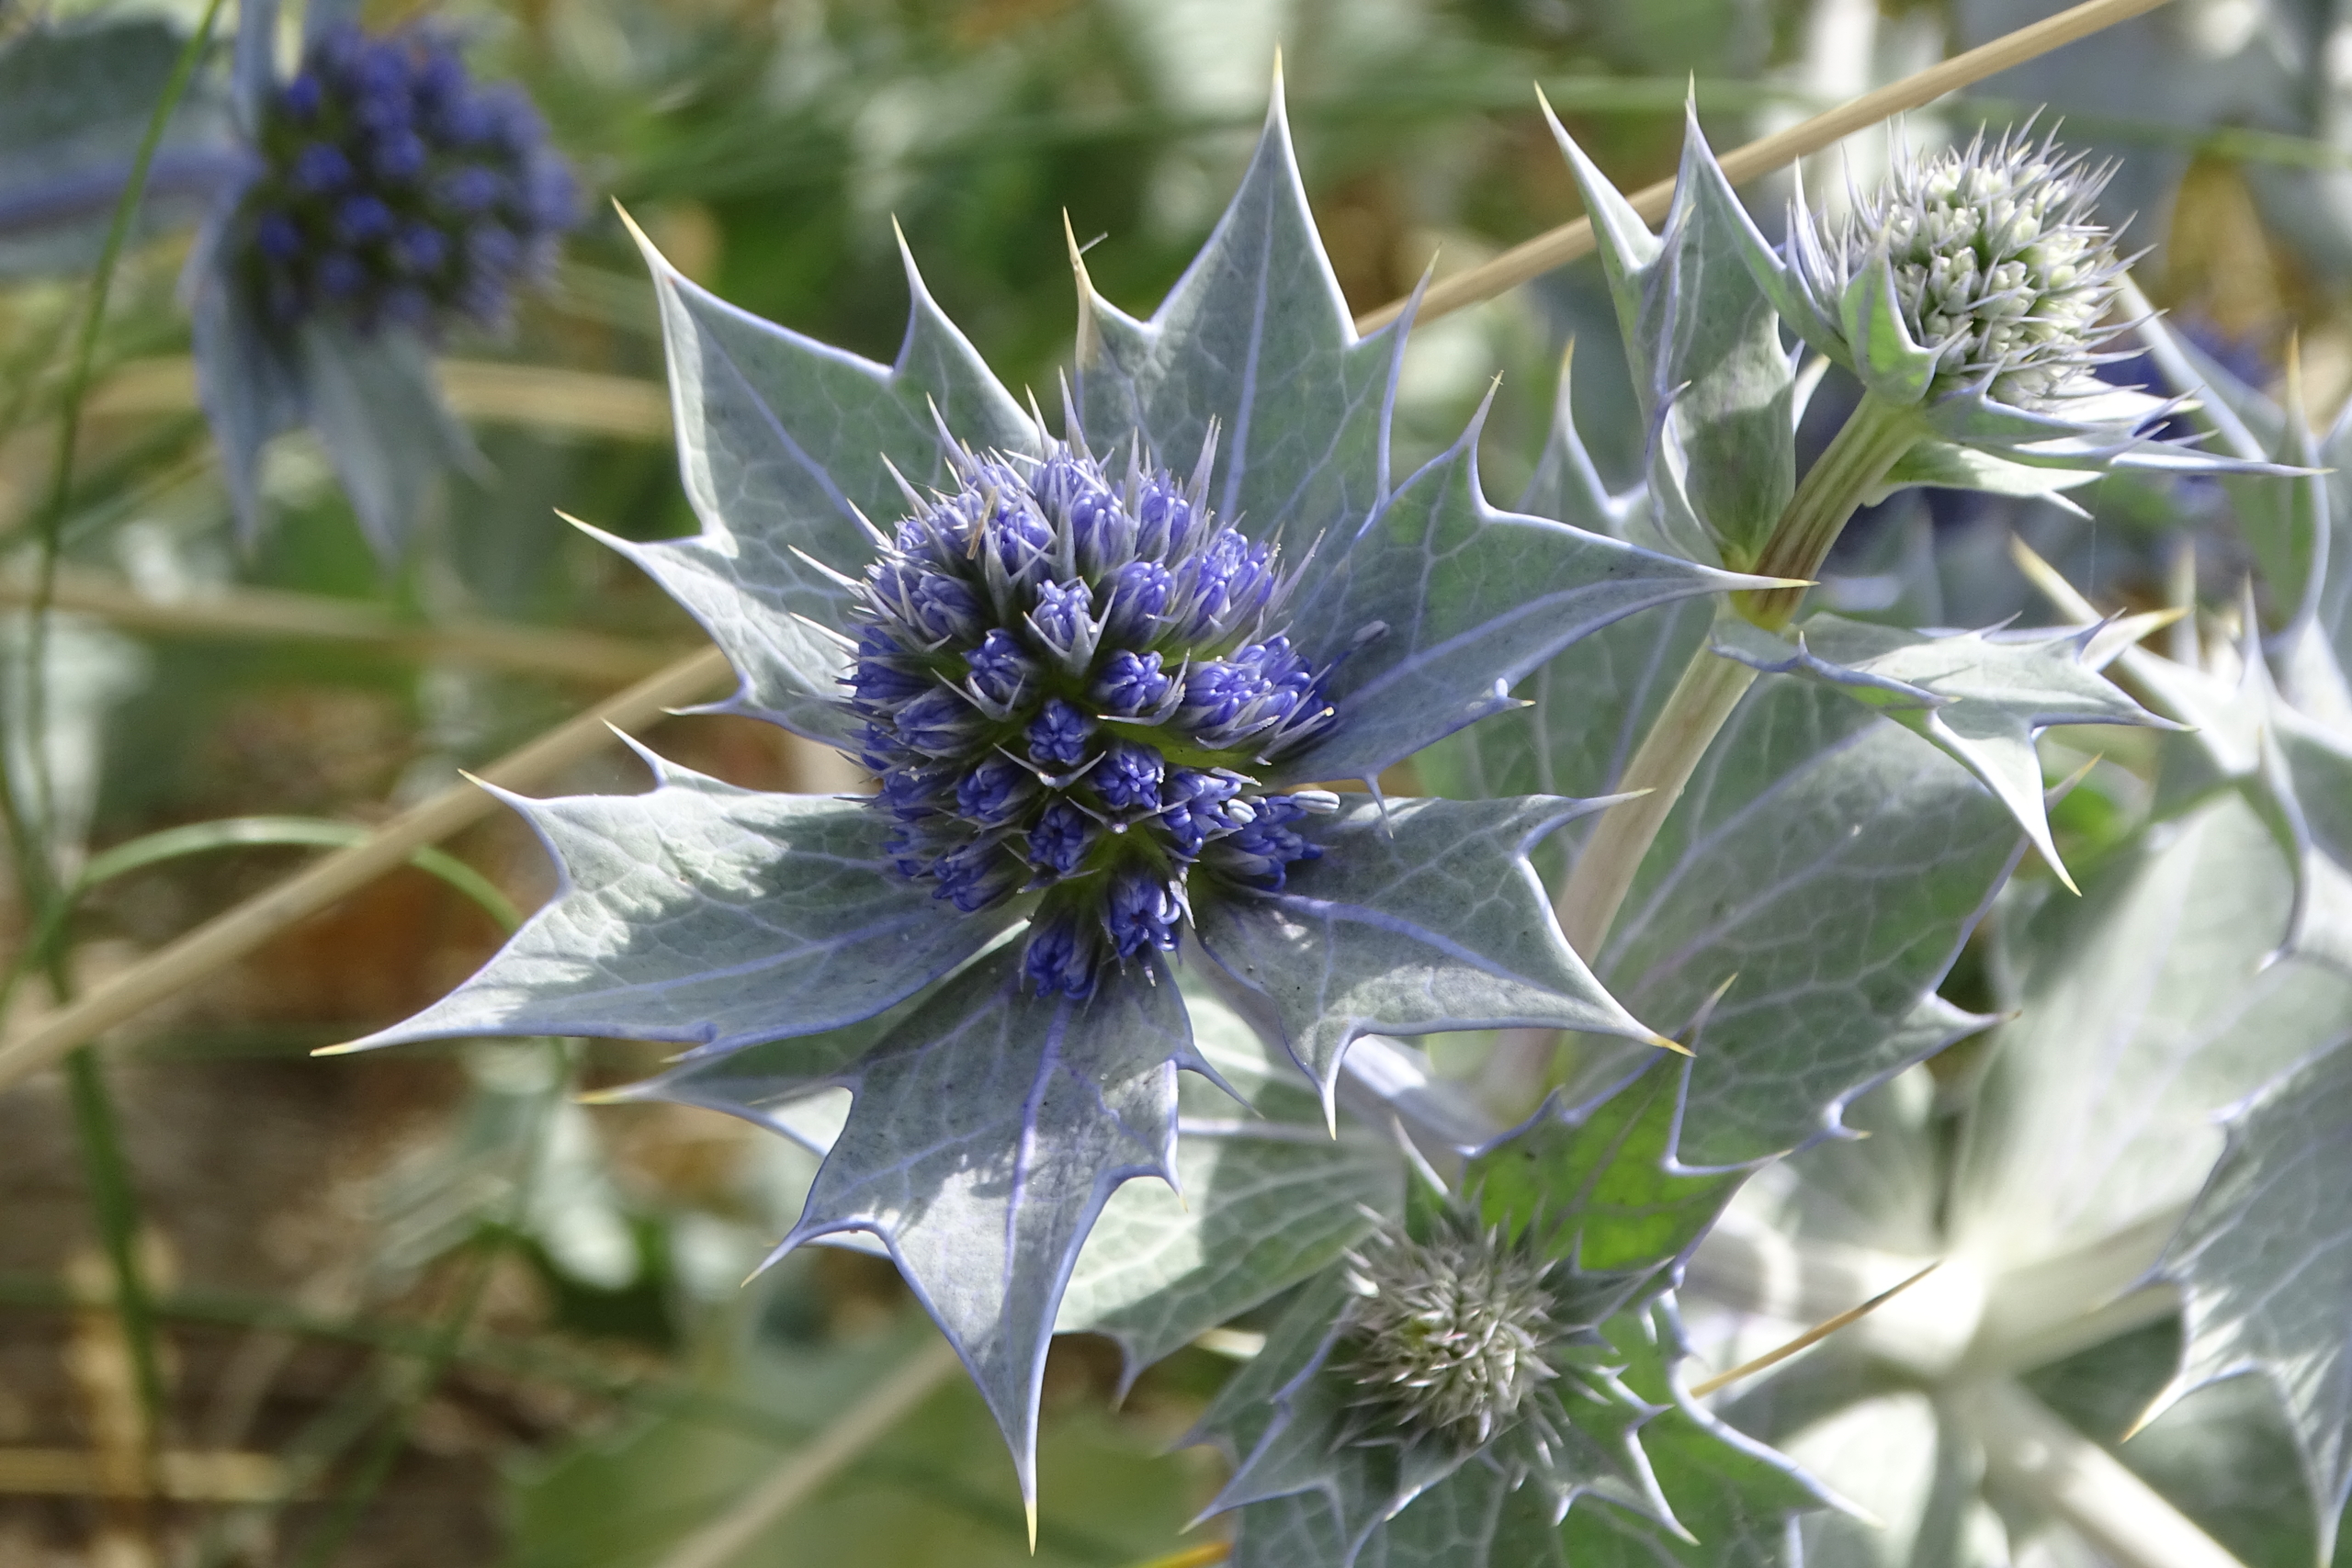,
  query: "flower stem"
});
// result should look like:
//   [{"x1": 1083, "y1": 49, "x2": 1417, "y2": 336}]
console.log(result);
[
  {"x1": 1735, "y1": 390, "x2": 1921, "y2": 628},
  {"x1": 1476, "y1": 393, "x2": 1920, "y2": 1112}
]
